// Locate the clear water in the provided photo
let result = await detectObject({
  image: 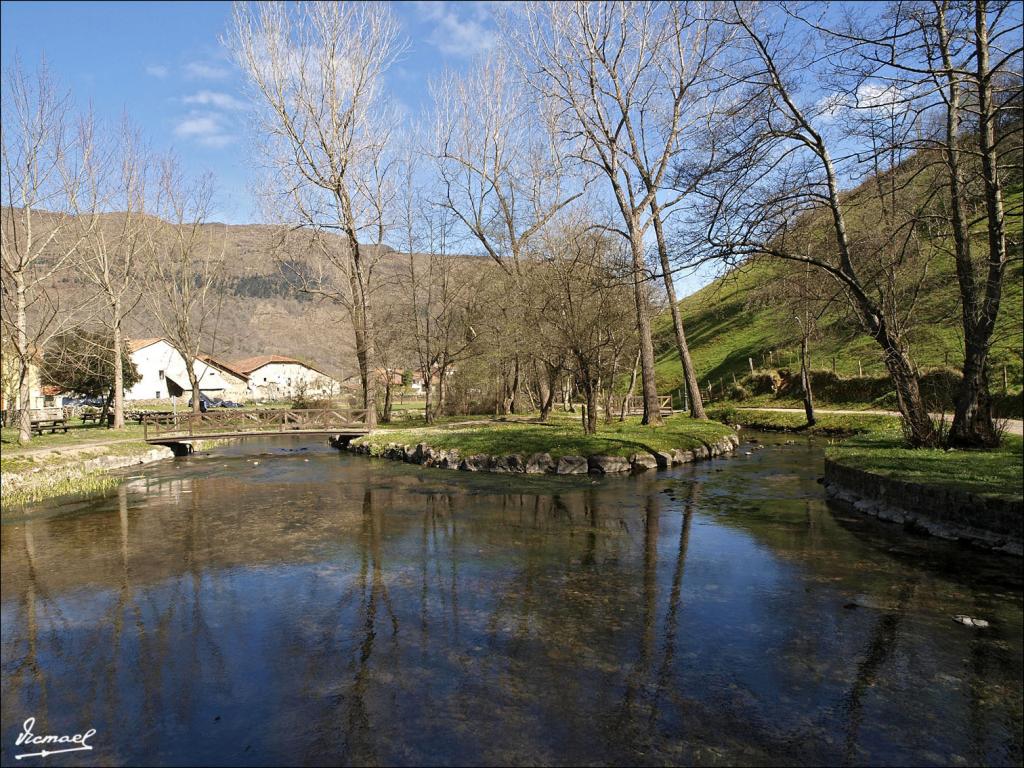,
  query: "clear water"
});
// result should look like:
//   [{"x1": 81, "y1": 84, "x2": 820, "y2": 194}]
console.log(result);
[{"x1": 2, "y1": 435, "x2": 1021, "y2": 766}]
